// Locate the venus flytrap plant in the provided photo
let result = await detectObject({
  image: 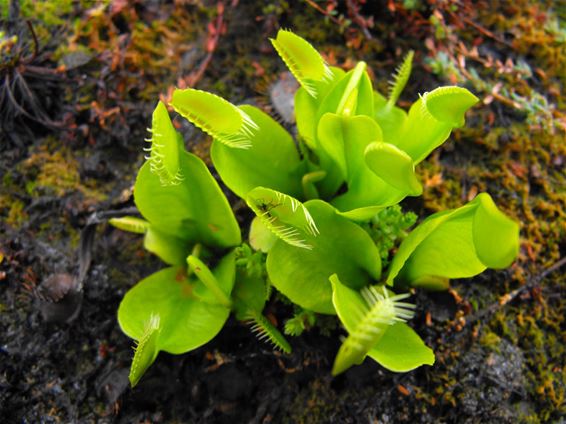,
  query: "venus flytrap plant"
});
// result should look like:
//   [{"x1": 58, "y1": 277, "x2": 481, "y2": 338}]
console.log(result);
[
  {"x1": 113, "y1": 30, "x2": 520, "y2": 383},
  {"x1": 165, "y1": 30, "x2": 518, "y2": 375}
]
